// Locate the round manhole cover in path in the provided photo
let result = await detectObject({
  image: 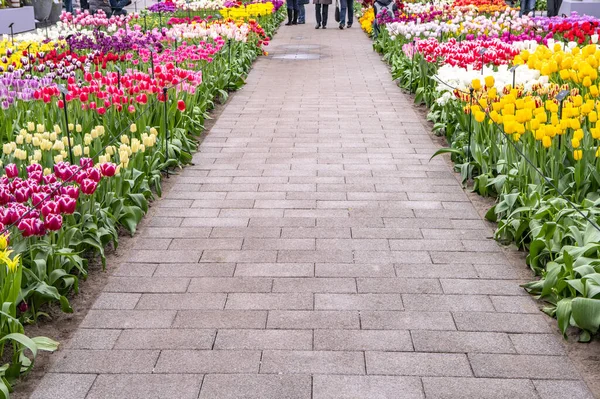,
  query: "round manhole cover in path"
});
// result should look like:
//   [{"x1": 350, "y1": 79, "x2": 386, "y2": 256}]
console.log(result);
[{"x1": 271, "y1": 53, "x2": 321, "y2": 60}]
